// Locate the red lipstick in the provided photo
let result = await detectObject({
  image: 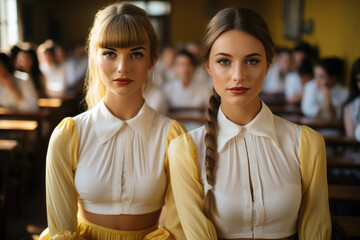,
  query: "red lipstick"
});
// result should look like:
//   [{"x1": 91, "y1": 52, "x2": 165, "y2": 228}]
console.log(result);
[
  {"x1": 113, "y1": 78, "x2": 134, "y2": 86},
  {"x1": 228, "y1": 86, "x2": 250, "y2": 95}
]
